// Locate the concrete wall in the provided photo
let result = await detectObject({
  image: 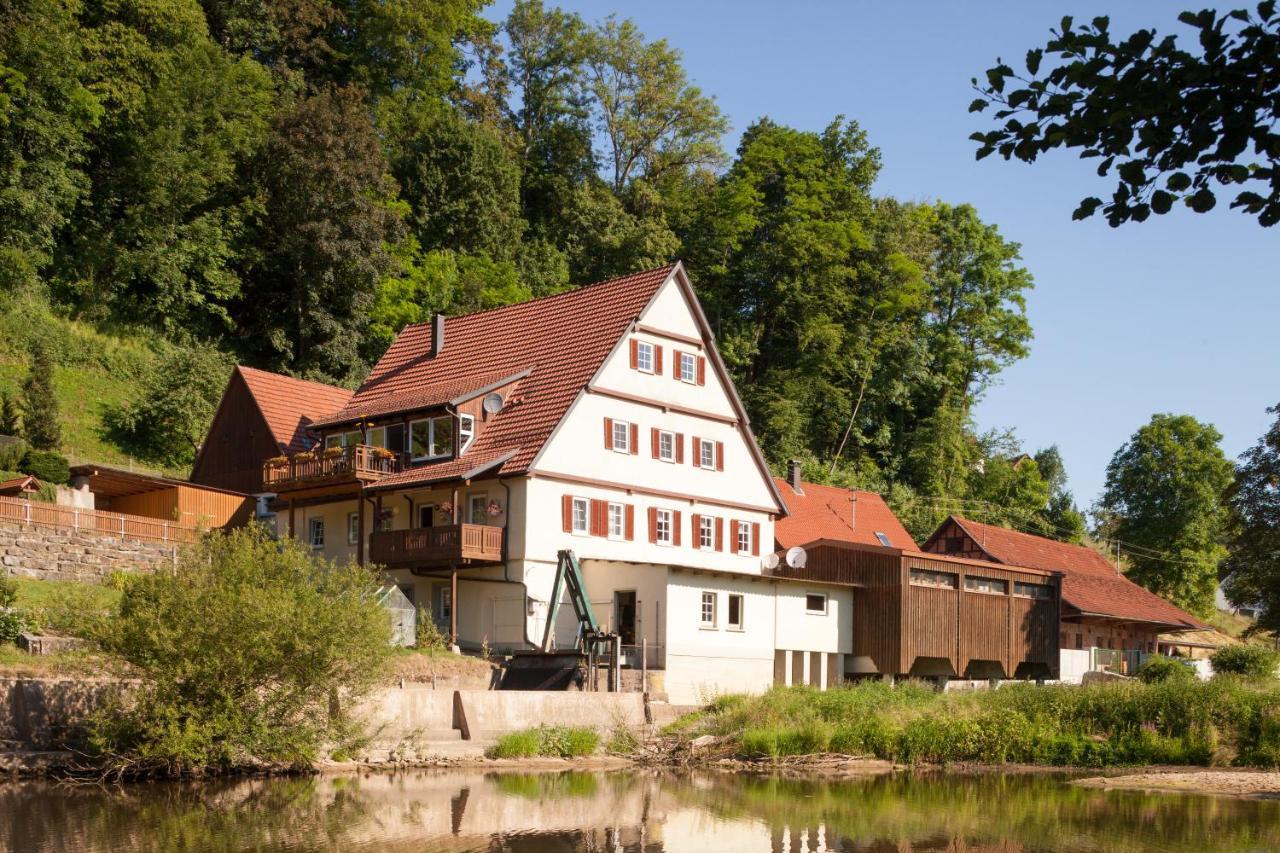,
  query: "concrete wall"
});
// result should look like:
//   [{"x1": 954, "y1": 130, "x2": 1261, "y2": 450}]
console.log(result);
[
  {"x1": 1058, "y1": 648, "x2": 1091, "y2": 684},
  {"x1": 0, "y1": 678, "x2": 120, "y2": 750},
  {"x1": 0, "y1": 521, "x2": 178, "y2": 583},
  {"x1": 452, "y1": 690, "x2": 646, "y2": 739}
]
